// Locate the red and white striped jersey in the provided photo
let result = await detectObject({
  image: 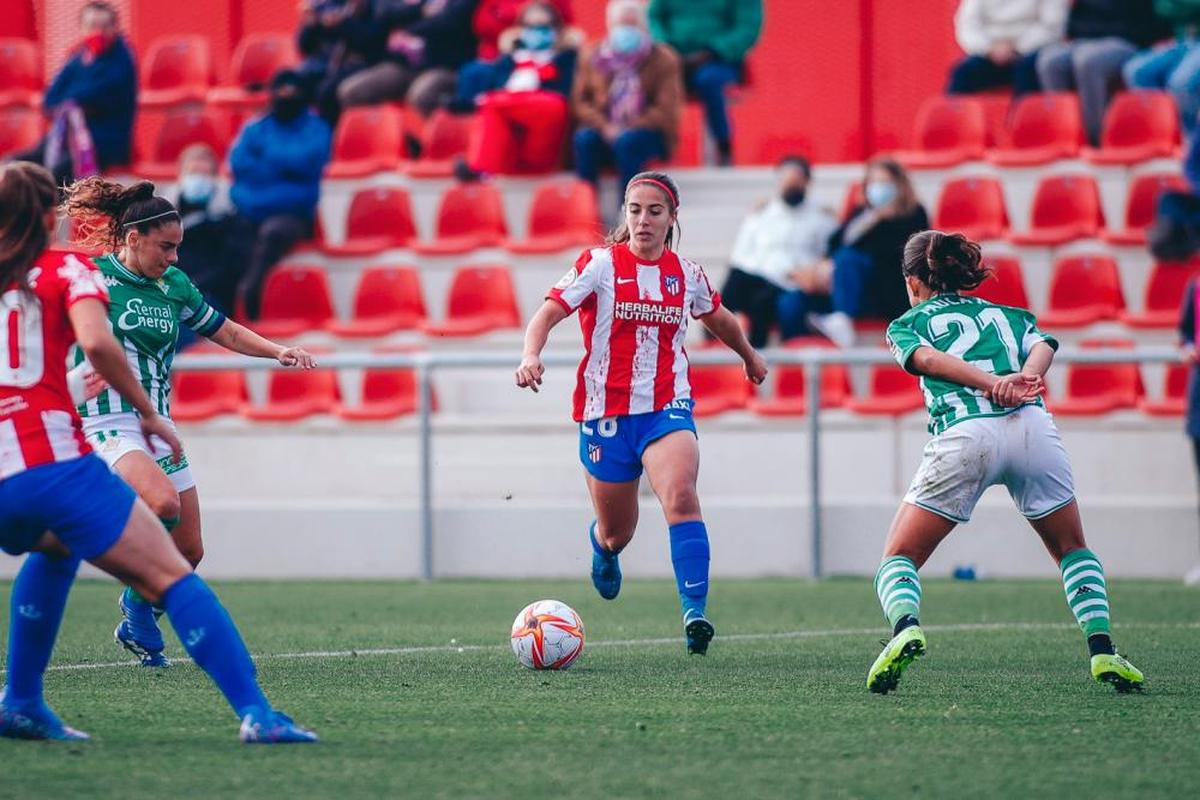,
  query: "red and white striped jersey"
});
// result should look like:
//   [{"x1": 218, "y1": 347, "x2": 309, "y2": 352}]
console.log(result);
[
  {"x1": 547, "y1": 243, "x2": 721, "y2": 422},
  {"x1": 1, "y1": 250, "x2": 109, "y2": 479}
]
